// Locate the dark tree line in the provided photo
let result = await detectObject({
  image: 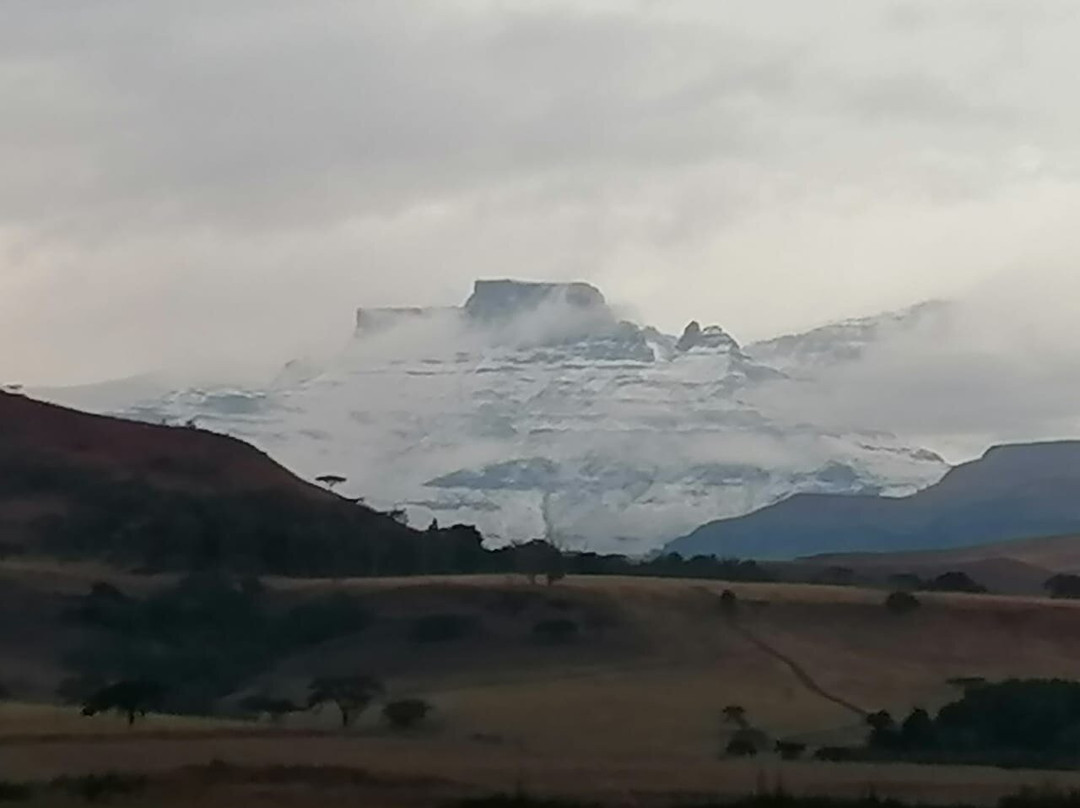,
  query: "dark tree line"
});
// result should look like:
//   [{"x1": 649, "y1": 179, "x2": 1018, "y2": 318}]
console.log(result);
[
  {"x1": 857, "y1": 679, "x2": 1080, "y2": 769},
  {"x1": 61, "y1": 573, "x2": 374, "y2": 715}
]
